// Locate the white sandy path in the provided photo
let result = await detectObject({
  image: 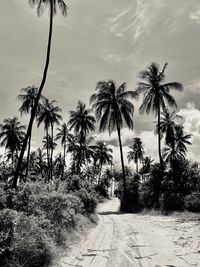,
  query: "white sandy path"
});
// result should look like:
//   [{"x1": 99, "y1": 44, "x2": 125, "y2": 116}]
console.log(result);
[{"x1": 56, "y1": 198, "x2": 200, "y2": 267}]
